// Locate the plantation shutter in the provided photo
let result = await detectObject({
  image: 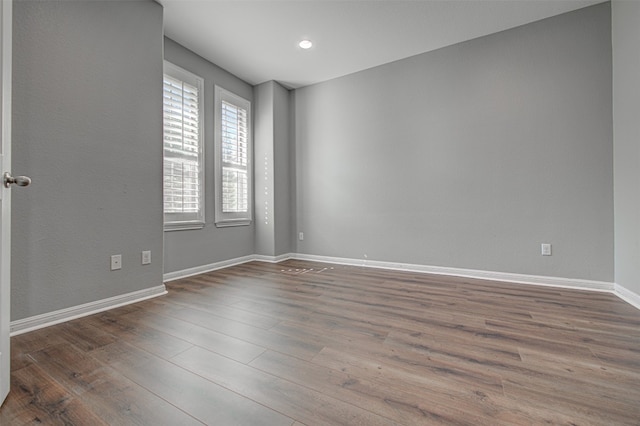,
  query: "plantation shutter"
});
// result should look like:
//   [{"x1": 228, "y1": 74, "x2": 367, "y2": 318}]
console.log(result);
[
  {"x1": 215, "y1": 86, "x2": 252, "y2": 227},
  {"x1": 221, "y1": 100, "x2": 249, "y2": 213},
  {"x1": 163, "y1": 63, "x2": 204, "y2": 230}
]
